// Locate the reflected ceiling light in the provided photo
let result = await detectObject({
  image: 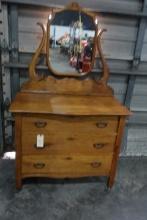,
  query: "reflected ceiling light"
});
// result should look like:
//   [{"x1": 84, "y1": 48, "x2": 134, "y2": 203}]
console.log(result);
[
  {"x1": 48, "y1": 12, "x2": 52, "y2": 20},
  {"x1": 95, "y1": 17, "x2": 98, "y2": 26}
]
